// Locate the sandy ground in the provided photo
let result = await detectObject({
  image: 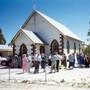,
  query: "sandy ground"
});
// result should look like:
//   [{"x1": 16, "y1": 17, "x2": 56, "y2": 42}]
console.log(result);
[
  {"x1": 0, "y1": 68, "x2": 90, "y2": 90},
  {"x1": 0, "y1": 81, "x2": 90, "y2": 90}
]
